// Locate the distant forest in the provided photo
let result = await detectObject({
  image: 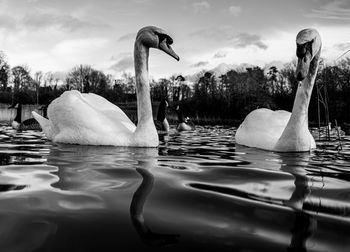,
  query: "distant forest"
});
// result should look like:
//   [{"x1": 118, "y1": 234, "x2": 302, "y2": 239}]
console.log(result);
[{"x1": 0, "y1": 50, "x2": 350, "y2": 125}]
